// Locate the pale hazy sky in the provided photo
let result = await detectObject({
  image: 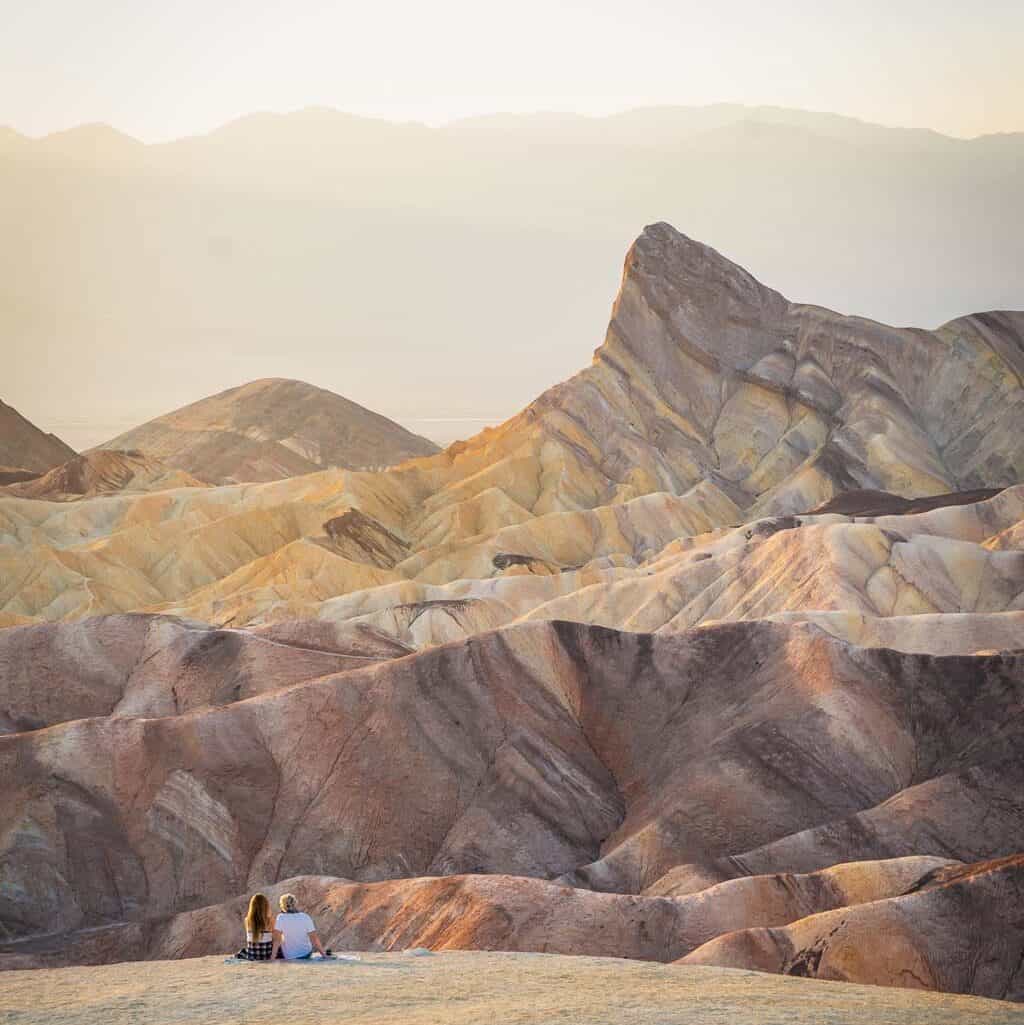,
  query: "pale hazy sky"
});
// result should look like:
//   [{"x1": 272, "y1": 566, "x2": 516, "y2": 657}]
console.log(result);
[{"x1": 2, "y1": 0, "x2": 1022, "y2": 141}]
